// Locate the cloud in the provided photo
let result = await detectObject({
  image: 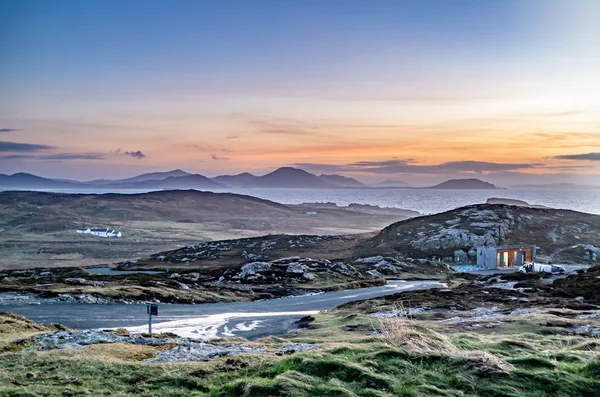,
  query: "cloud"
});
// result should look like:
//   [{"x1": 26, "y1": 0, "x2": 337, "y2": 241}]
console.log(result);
[
  {"x1": 234, "y1": 114, "x2": 321, "y2": 136},
  {"x1": 125, "y1": 150, "x2": 145, "y2": 159},
  {"x1": 294, "y1": 160, "x2": 542, "y2": 175},
  {"x1": 0, "y1": 153, "x2": 106, "y2": 161},
  {"x1": 113, "y1": 148, "x2": 146, "y2": 159},
  {"x1": 211, "y1": 154, "x2": 229, "y2": 160},
  {"x1": 0, "y1": 141, "x2": 56, "y2": 152},
  {"x1": 0, "y1": 128, "x2": 22, "y2": 133},
  {"x1": 522, "y1": 111, "x2": 583, "y2": 118},
  {"x1": 226, "y1": 135, "x2": 239, "y2": 139},
  {"x1": 42, "y1": 153, "x2": 106, "y2": 160},
  {"x1": 553, "y1": 153, "x2": 600, "y2": 161}
]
